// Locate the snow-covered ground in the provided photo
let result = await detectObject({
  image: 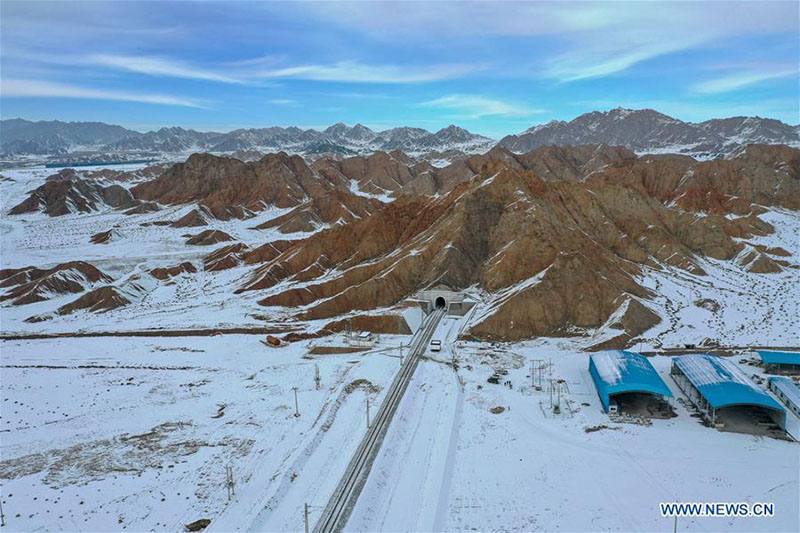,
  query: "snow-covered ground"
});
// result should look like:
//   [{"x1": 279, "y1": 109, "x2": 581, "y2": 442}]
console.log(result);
[
  {"x1": 0, "y1": 334, "x2": 407, "y2": 531},
  {"x1": 637, "y1": 208, "x2": 800, "y2": 349},
  {"x1": 1, "y1": 326, "x2": 797, "y2": 532},
  {"x1": 349, "y1": 319, "x2": 799, "y2": 532}
]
